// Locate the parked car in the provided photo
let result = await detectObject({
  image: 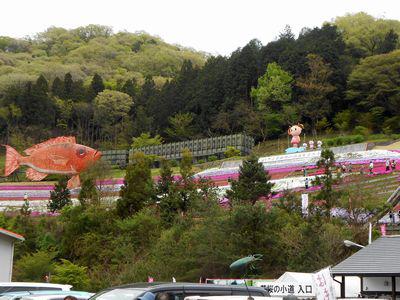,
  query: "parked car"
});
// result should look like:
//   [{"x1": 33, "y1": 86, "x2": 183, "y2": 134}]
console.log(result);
[
  {"x1": 89, "y1": 282, "x2": 270, "y2": 300},
  {"x1": 185, "y1": 296, "x2": 281, "y2": 300},
  {"x1": 0, "y1": 290, "x2": 93, "y2": 300},
  {"x1": 0, "y1": 283, "x2": 72, "y2": 295}
]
